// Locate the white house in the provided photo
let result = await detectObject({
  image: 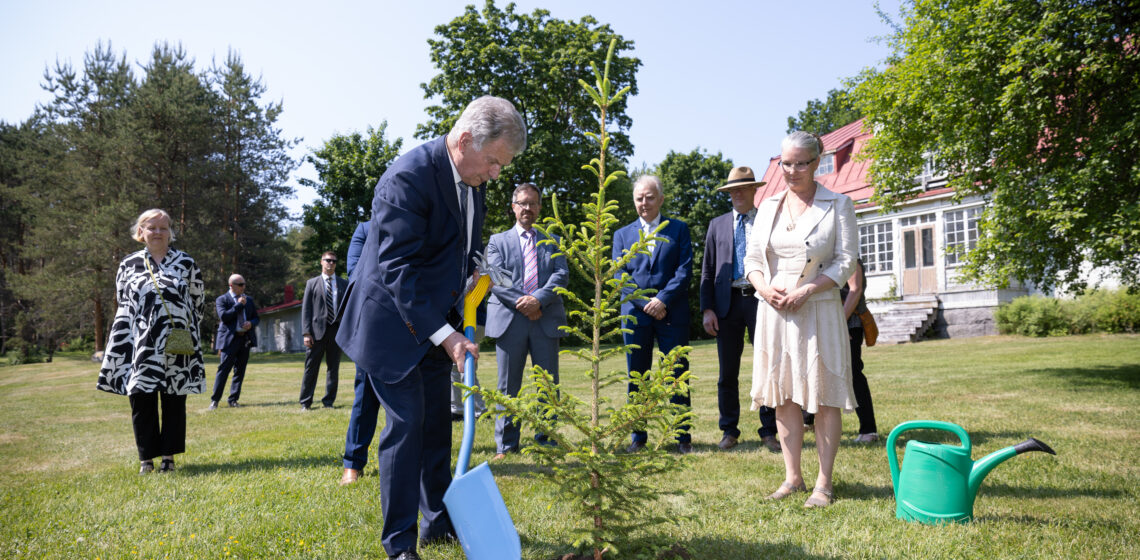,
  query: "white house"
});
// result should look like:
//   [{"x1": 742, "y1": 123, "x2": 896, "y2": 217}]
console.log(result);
[{"x1": 755, "y1": 119, "x2": 1038, "y2": 342}]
